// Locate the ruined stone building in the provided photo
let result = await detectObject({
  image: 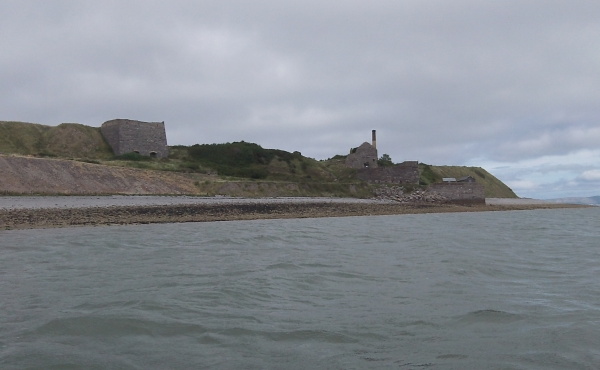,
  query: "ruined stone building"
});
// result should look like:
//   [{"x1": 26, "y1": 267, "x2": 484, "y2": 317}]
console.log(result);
[
  {"x1": 345, "y1": 130, "x2": 378, "y2": 169},
  {"x1": 344, "y1": 130, "x2": 484, "y2": 203},
  {"x1": 100, "y1": 119, "x2": 168, "y2": 158},
  {"x1": 345, "y1": 130, "x2": 420, "y2": 185}
]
